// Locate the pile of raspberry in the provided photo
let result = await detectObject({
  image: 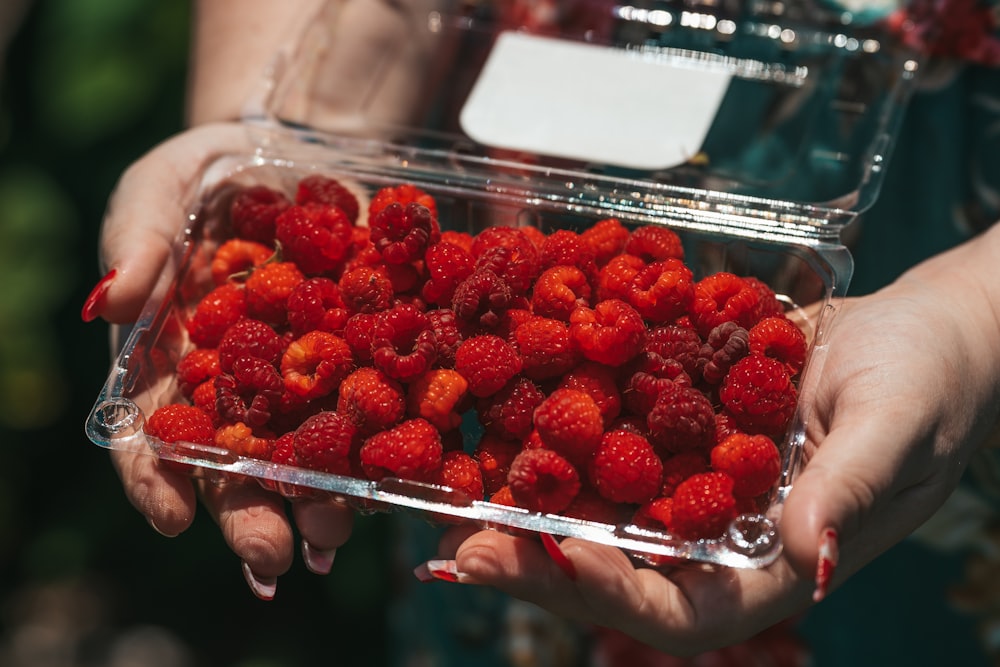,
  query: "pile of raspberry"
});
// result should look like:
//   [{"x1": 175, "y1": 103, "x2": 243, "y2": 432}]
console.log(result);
[{"x1": 146, "y1": 174, "x2": 807, "y2": 543}]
